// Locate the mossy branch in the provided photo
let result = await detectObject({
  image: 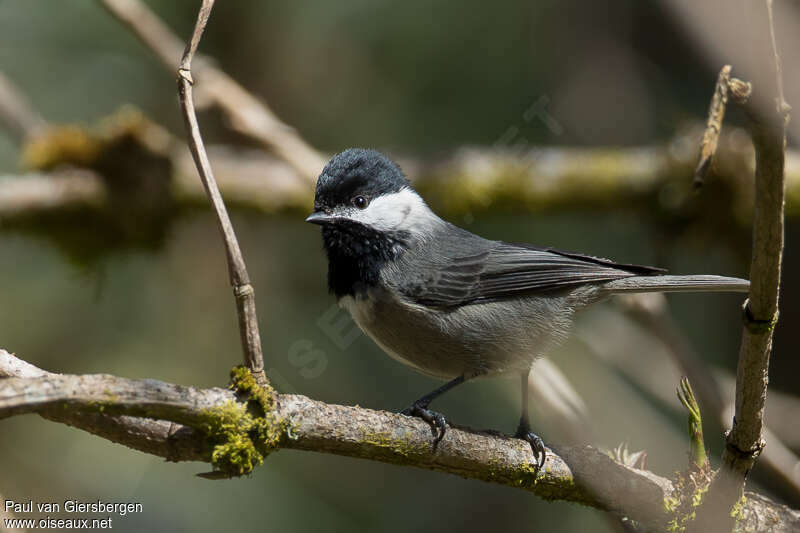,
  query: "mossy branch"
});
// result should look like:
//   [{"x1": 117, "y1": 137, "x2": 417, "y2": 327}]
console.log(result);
[
  {"x1": 2, "y1": 349, "x2": 799, "y2": 532},
  {"x1": 4, "y1": 111, "x2": 800, "y2": 220}
]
